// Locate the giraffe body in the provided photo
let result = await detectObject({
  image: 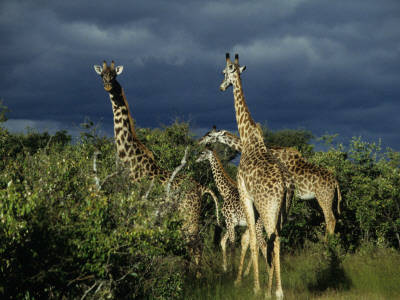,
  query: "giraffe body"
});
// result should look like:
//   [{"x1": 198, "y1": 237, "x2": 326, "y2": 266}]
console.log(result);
[
  {"x1": 94, "y1": 61, "x2": 219, "y2": 277},
  {"x1": 199, "y1": 127, "x2": 342, "y2": 234},
  {"x1": 195, "y1": 148, "x2": 267, "y2": 280},
  {"x1": 219, "y1": 54, "x2": 294, "y2": 298}
]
